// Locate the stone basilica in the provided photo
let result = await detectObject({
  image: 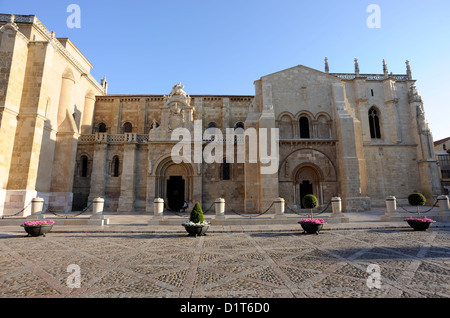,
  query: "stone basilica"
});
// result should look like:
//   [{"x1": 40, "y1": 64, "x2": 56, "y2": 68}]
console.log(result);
[{"x1": 0, "y1": 14, "x2": 442, "y2": 216}]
